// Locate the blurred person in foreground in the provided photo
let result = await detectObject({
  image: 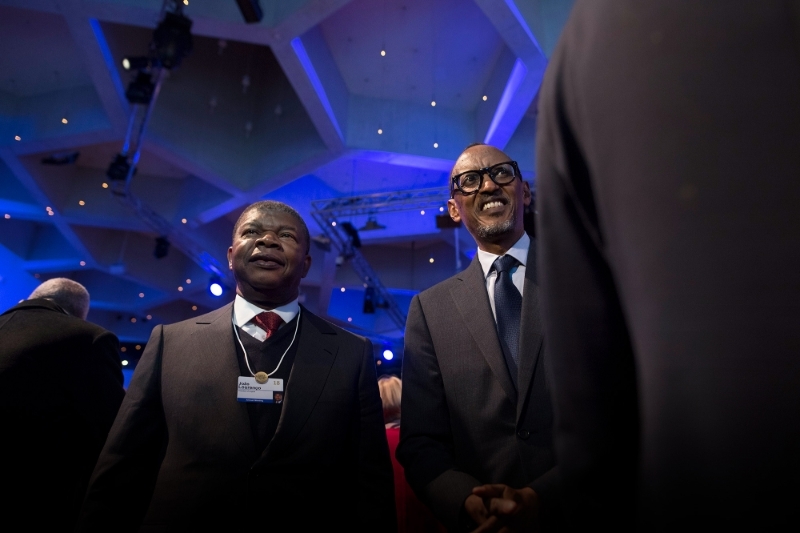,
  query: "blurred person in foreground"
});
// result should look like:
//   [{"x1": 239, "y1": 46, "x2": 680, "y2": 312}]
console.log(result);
[
  {"x1": 398, "y1": 143, "x2": 561, "y2": 532},
  {"x1": 379, "y1": 375, "x2": 446, "y2": 533},
  {"x1": 78, "y1": 200, "x2": 396, "y2": 532},
  {"x1": 536, "y1": 1, "x2": 800, "y2": 529},
  {"x1": 0, "y1": 278, "x2": 124, "y2": 530}
]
